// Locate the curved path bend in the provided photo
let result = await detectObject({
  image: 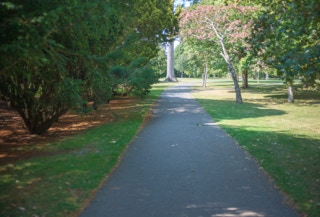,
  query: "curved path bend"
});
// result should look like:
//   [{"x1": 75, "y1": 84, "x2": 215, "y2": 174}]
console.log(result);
[{"x1": 80, "y1": 83, "x2": 299, "y2": 217}]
